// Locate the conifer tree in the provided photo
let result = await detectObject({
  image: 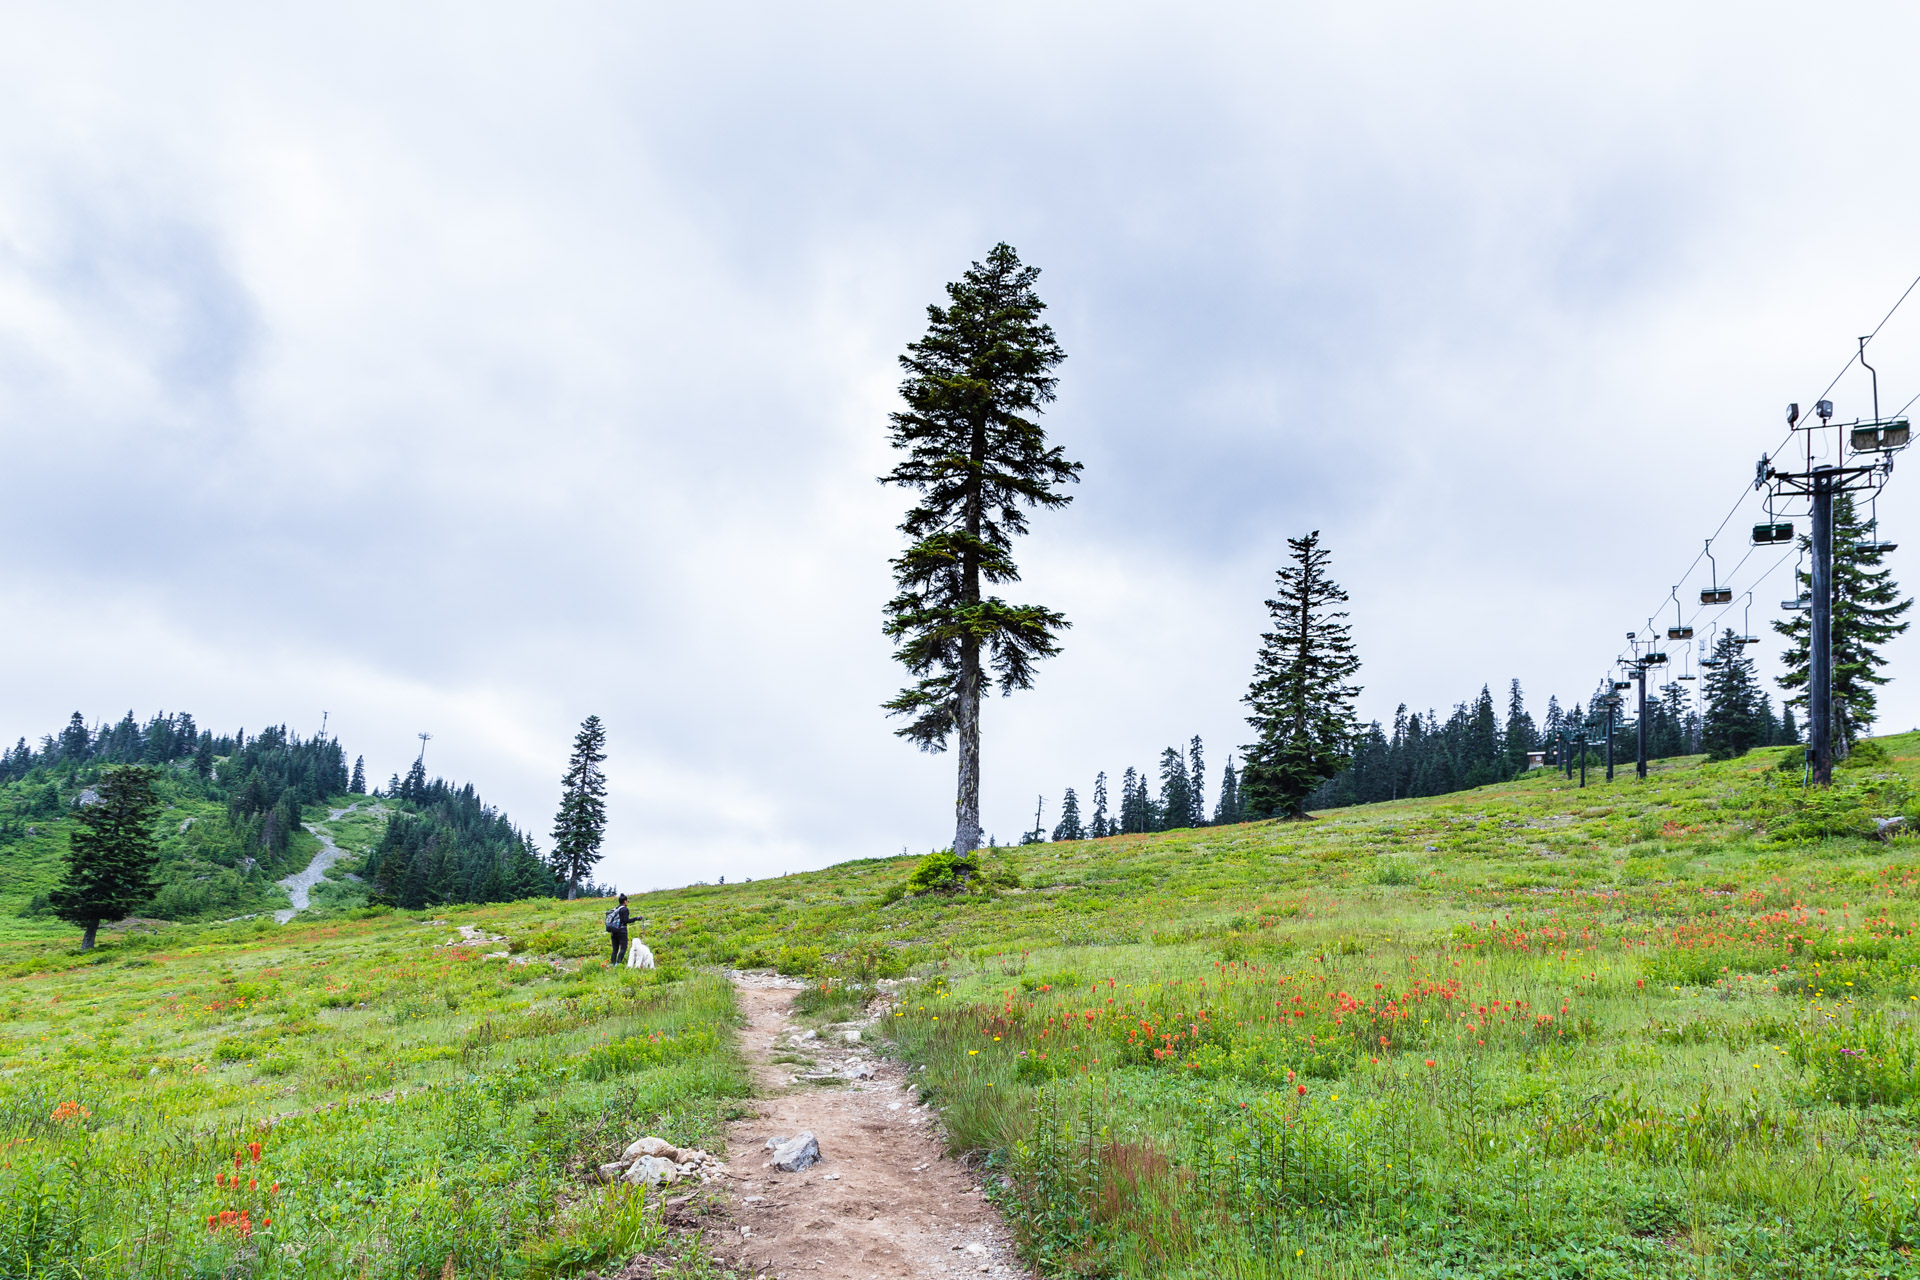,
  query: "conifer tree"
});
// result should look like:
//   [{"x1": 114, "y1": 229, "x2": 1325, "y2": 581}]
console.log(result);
[
  {"x1": 879, "y1": 244, "x2": 1079, "y2": 866},
  {"x1": 58, "y1": 712, "x2": 89, "y2": 763},
  {"x1": 350, "y1": 755, "x2": 367, "y2": 795},
  {"x1": 1118, "y1": 766, "x2": 1146, "y2": 834},
  {"x1": 1158, "y1": 747, "x2": 1193, "y2": 830},
  {"x1": 1240, "y1": 532, "x2": 1363, "y2": 818},
  {"x1": 51, "y1": 765, "x2": 161, "y2": 950},
  {"x1": 1701, "y1": 631, "x2": 1763, "y2": 760},
  {"x1": 549, "y1": 715, "x2": 609, "y2": 900},
  {"x1": 1503, "y1": 680, "x2": 1536, "y2": 774},
  {"x1": 1088, "y1": 771, "x2": 1110, "y2": 839},
  {"x1": 384, "y1": 773, "x2": 402, "y2": 798},
  {"x1": 1052, "y1": 787, "x2": 1084, "y2": 841},
  {"x1": 1187, "y1": 736, "x2": 1206, "y2": 828},
  {"x1": 1774, "y1": 494, "x2": 1913, "y2": 757},
  {"x1": 1213, "y1": 757, "x2": 1241, "y2": 824}
]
